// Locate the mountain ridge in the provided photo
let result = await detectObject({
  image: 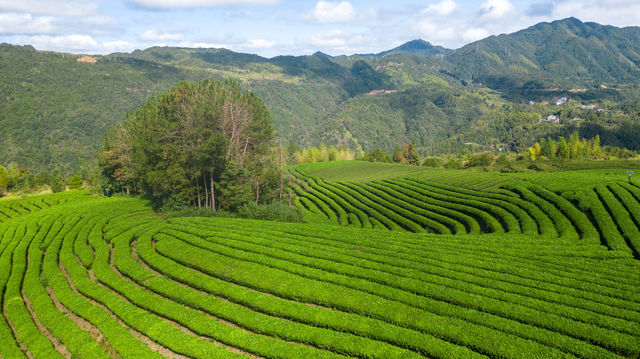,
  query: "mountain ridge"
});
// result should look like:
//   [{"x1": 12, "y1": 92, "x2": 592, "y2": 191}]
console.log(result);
[{"x1": 2, "y1": 17, "x2": 640, "y2": 173}]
